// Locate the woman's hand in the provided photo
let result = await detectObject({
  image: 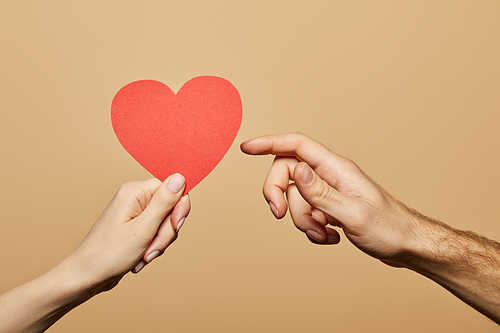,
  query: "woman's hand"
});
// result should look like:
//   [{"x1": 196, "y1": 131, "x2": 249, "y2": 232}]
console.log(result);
[
  {"x1": 69, "y1": 174, "x2": 191, "y2": 294},
  {"x1": 0, "y1": 175, "x2": 191, "y2": 332}
]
